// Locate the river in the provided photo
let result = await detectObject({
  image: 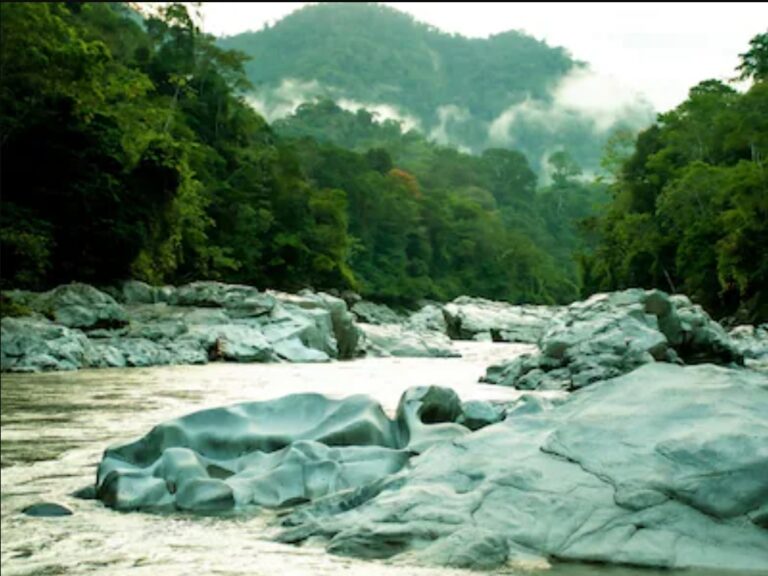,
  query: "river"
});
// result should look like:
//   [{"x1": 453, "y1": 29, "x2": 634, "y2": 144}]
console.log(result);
[{"x1": 0, "y1": 342, "x2": 756, "y2": 576}]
